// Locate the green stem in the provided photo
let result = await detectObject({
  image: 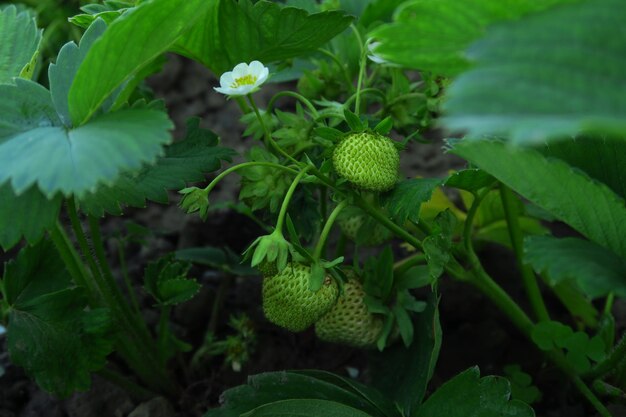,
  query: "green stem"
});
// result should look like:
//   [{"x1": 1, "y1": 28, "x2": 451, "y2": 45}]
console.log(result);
[
  {"x1": 313, "y1": 200, "x2": 348, "y2": 260},
  {"x1": 385, "y1": 92, "x2": 427, "y2": 108},
  {"x1": 344, "y1": 88, "x2": 386, "y2": 109},
  {"x1": 275, "y1": 167, "x2": 312, "y2": 234},
  {"x1": 50, "y1": 221, "x2": 100, "y2": 304},
  {"x1": 267, "y1": 91, "x2": 319, "y2": 118},
  {"x1": 88, "y1": 216, "x2": 141, "y2": 319},
  {"x1": 394, "y1": 253, "x2": 427, "y2": 276},
  {"x1": 204, "y1": 161, "x2": 299, "y2": 193},
  {"x1": 67, "y1": 199, "x2": 106, "y2": 291},
  {"x1": 247, "y1": 95, "x2": 300, "y2": 165},
  {"x1": 604, "y1": 293, "x2": 615, "y2": 315},
  {"x1": 67, "y1": 202, "x2": 175, "y2": 395},
  {"x1": 234, "y1": 96, "x2": 251, "y2": 113},
  {"x1": 116, "y1": 238, "x2": 141, "y2": 315},
  {"x1": 463, "y1": 189, "x2": 489, "y2": 255},
  {"x1": 353, "y1": 27, "x2": 367, "y2": 116},
  {"x1": 500, "y1": 184, "x2": 550, "y2": 322},
  {"x1": 572, "y1": 376, "x2": 613, "y2": 417}
]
